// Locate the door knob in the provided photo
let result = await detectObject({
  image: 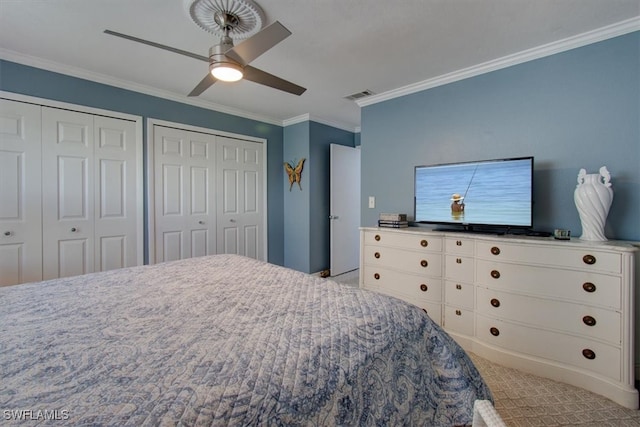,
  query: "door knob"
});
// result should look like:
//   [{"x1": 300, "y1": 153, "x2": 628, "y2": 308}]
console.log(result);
[
  {"x1": 71, "y1": 227, "x2": 78, "y2": 232},
  {"x1": 3, "y1": 231, "x2": 12, "y2": 237},
  {"x1": 230, "y1": 219, "x2": 236, "y2": 223},
  {"x1": 198, "y1": 221, "x2": 205, "y2": 225}
]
